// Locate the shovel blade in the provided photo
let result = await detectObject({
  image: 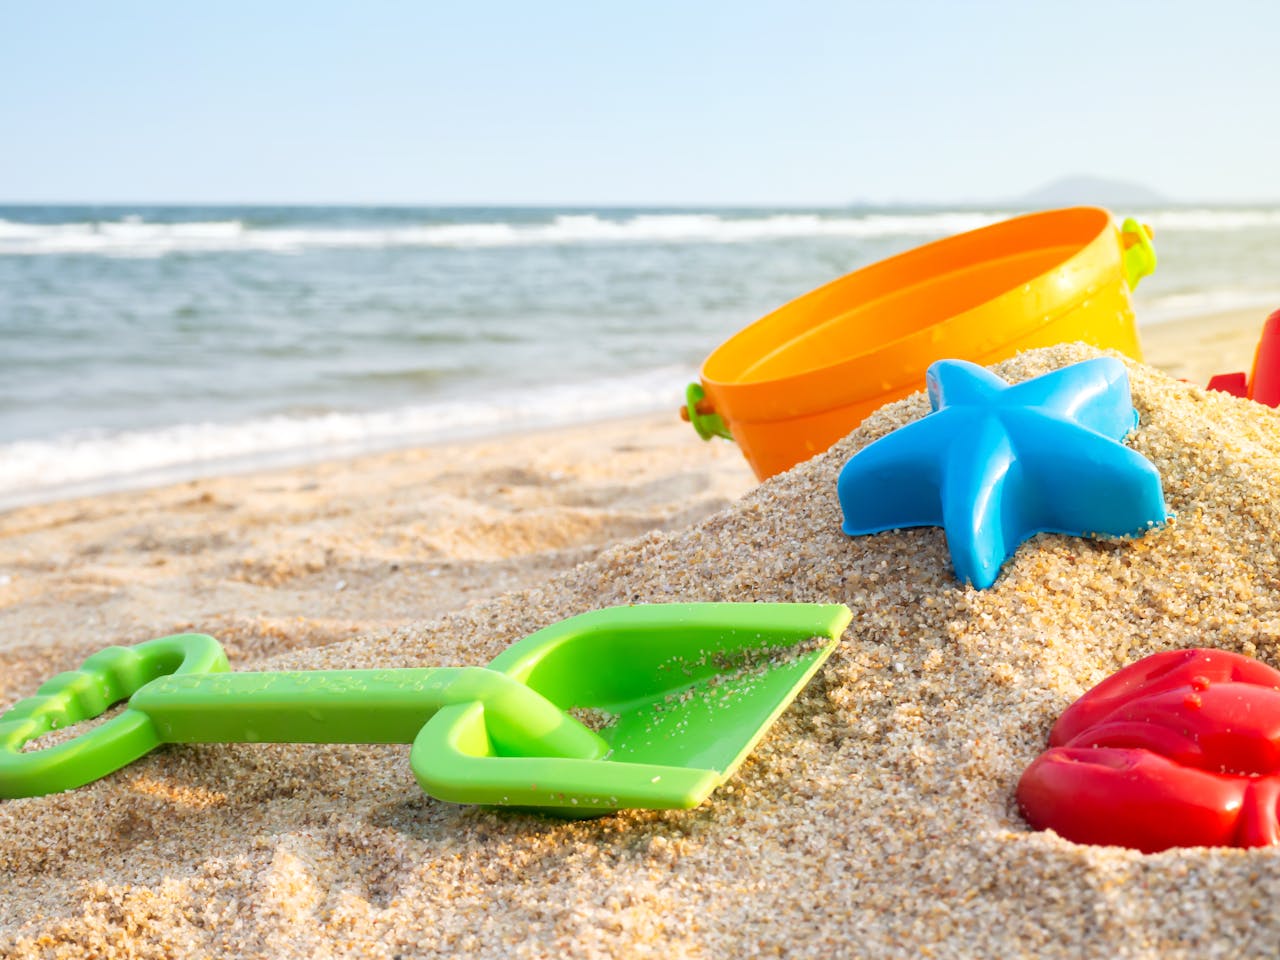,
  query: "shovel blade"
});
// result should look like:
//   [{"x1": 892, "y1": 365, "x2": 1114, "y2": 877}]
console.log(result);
[{"x1": 413, "y1": 602, "x2": 852, "y2": 814}]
